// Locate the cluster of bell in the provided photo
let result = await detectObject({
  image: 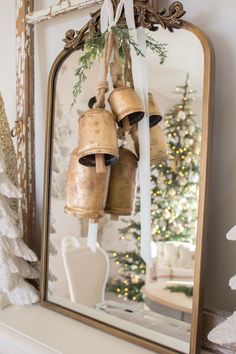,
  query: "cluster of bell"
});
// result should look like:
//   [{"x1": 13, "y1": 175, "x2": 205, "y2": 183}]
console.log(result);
[
  {"x1": 65, "y1": 89, "x2": 168, "y2": 222},
  {"x1": 65, "y1": 146, "x2": 138, "y2": 221}
]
